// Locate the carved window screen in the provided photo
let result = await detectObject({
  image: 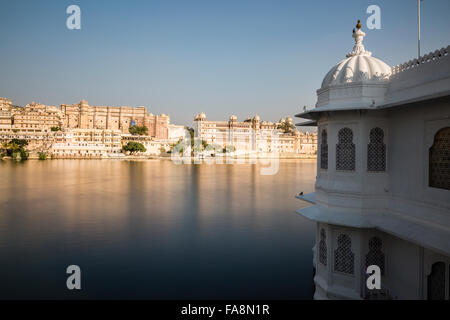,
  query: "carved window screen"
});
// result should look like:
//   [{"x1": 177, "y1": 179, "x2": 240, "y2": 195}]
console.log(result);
[
  {"x1": 367, "y1": 128, "x2": 386, "y2": 172},
  {"x1": 429, "y1": 127, "x2": 450, "y2": 190},
  {"x1": 319, "y1": 228, "x2": 327, "y2": 266},
  {"x1": 320, "y1": 129, "x2": 328, "y2": 169},
  {"x1": 334, "y1": 234, "x2": 354, "y2": 275},
  {"x1": 365, "y1": 237, "x2": 385, "y2": 275},
  {"x1": 336, "y1": 128, "x2": 355, "y2": 171},
  {"x1": 427, "y1": 262, "x2": 446, "y2": 300}
]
